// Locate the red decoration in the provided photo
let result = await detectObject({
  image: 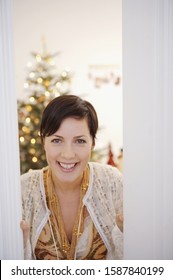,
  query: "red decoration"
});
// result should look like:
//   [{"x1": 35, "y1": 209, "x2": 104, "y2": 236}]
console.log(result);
[{"x1": 107, "y1": 144, "x2": 117, "y2": 167}]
